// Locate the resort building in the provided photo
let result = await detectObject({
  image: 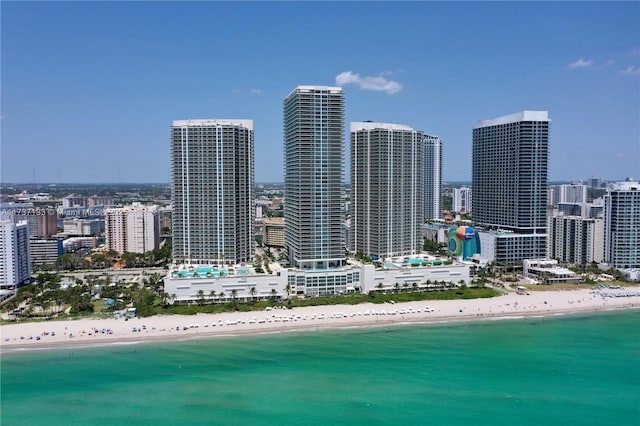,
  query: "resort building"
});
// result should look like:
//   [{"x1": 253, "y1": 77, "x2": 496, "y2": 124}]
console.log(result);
[
  {"x1": 170, "y1": 119, "x2": 255, "y2": 265},
  {"x1": 452, "y1": 186, "x2": 472, "y2": 213},
  {"x1": 163, "y1": 260, "x2": 471, "y2": 303},
  {"x1": 604, "y1": 180, "x2": 640, "y2": 270},
  {"x1": 424, "y1": 135, "x2": 442, "y2": 220},
  {"x1": 283, "y1": 86, "x2": 345, "y2": 269},
  {"x1": 350, "y1": 122, "x2": 424, "y2": 258},
  {"x1": 0, "y1": 219, "x2": 31, "y2": 288},
  {"x1": 105, "y1": 203, "x2": 159, "y2": 254},
  {"x1": 472, "y1": 111, "x2": 549, "y2": 264}
]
